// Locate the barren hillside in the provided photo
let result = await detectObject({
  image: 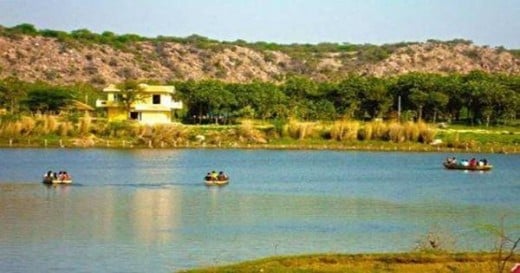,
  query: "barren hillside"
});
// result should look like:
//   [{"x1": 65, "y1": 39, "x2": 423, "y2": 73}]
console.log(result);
[{"x1": 1, "y1": 34, "x2": 519, "y2": 86}]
